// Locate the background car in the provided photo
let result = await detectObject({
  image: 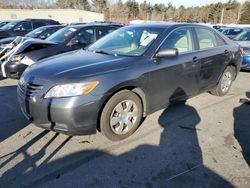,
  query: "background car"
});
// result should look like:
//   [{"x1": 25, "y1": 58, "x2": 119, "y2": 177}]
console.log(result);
[
  {"x1": 222, "y1": 28, "x2": 244, "y2": 39},
  {"x1": 0, "y1": 19, "x2": 60, "y2": 39},
  {"x1": 0, "y1": 25, "x2": 64, "y2": 52},
  {"x1": 17, "y1": 23, "x2": 241, "y2": 141},
  {"x1": 1, "y1": 23, "x2": 123, "y2": 79},
  {"x1": 0, "y1": 21, "x2": 10, "y2": 28},
  {"x1": 234, "y1": 29, "x2": 250, "y2": 70}
]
